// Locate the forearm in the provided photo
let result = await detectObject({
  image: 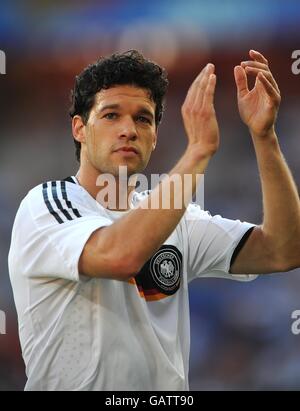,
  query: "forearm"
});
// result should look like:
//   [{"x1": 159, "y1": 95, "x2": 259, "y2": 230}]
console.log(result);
[
  {"x1": 99, "y1": 146, "x2": 210, "y2": 275},
  {"x1": 252, "y1": 129, "x2": 300, "y2": 266},
  {"x1": 80, "y1": 64, "x2": 218, "y2": 279}
]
